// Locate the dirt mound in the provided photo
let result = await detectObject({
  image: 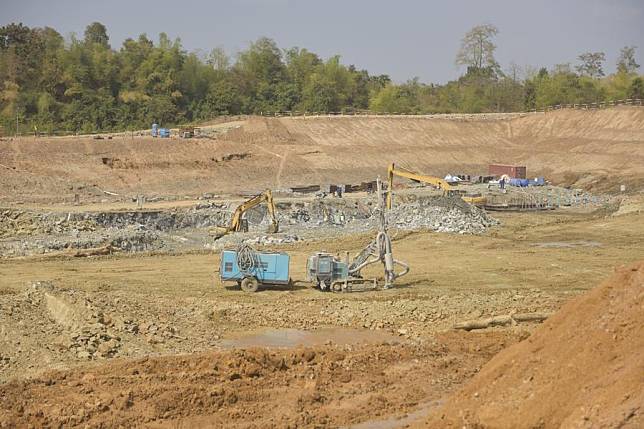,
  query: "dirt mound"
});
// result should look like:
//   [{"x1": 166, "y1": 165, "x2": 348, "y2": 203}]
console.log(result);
[
  {"x1": 614, "y1": 195, "x2": 644, "y2": 217},
  {"x1": 1, "y1": 107, "x2": 642, "y2": 204},
  {"x1": 423, "y1": 260, "x2": 644, "y2": 428},
  {"x1": 0, "y1": 332, "x2": 517, "y2": 428}
]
